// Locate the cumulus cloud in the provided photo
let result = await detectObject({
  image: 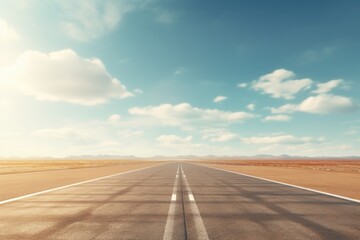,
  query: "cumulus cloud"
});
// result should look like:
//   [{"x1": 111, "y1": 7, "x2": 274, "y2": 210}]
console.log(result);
[
  {"x1": 299, "y1": 94, "x2": 356, "y2": 113},
  {"x1": 237, "y1": 83, "x2": 247, "y2": 88},
  {"x1": 312, "y1": 79, "x2": 343, "y2": 94},
  {"x1": 0, "y1": 19, "x2": 19, "y2": 44},
  {"x1": 247, "y1": 103, "x2": 255, "y2": 111},
  {"x1": 241, "y1": 134, "x2": 323, "y2": 145},
  {"x1": 213, "y1": 95, "x2": 227, "y2": 103},
  {"x1": 202, "y1": 128, "x2": 240, "y2": 142},
  {"x1": 253, "y1": 69, "x2": 313, "y2": 99},
  {"x1": 210, "y1": 133, "x2": 239, "y2": 142},
  {"x1": 271, "y1": 94, "x2": 357, "y2": 114},
  {"x1": 0, "y1": 20, "x2": 20, "y2": 66},
  {"x1": 264, "y1": 114, "x2": 291, "y2": 122},
  {"x1": 58, "y1": 0, "x2": 133, "y2": 41},
  {"x1": 108, "y1": 114, "x2": 121, "y2": 121},
  {"x1": 3, "y1": 49, "x2": 133, "y2": 105},
  {"x1": 129, "y1": 103, "x2": 255, "y2": 127}
]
